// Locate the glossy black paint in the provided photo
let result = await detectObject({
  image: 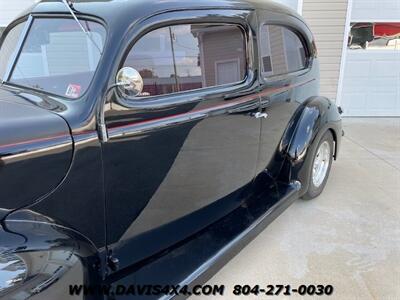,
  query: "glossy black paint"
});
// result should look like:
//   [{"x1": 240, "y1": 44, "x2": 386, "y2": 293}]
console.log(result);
[
  {"x1": 108, "y1": 178, "x2": 302, "y2": 300},
  {"x1": 0, "y1": 87, "x2": 72, "y2": 214},
  {"x1": 285, "y1": 96, "x2": 342, "y2": 196},
  {"x1": 0, "y1": 209, "x2": 102, "y2": 300},
  {"x1": 0, "y1": 0, "x2": 342, "y2": 299},
  {"x1": 103, "y1": 9, "x2": 262, "y2": 271}
]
